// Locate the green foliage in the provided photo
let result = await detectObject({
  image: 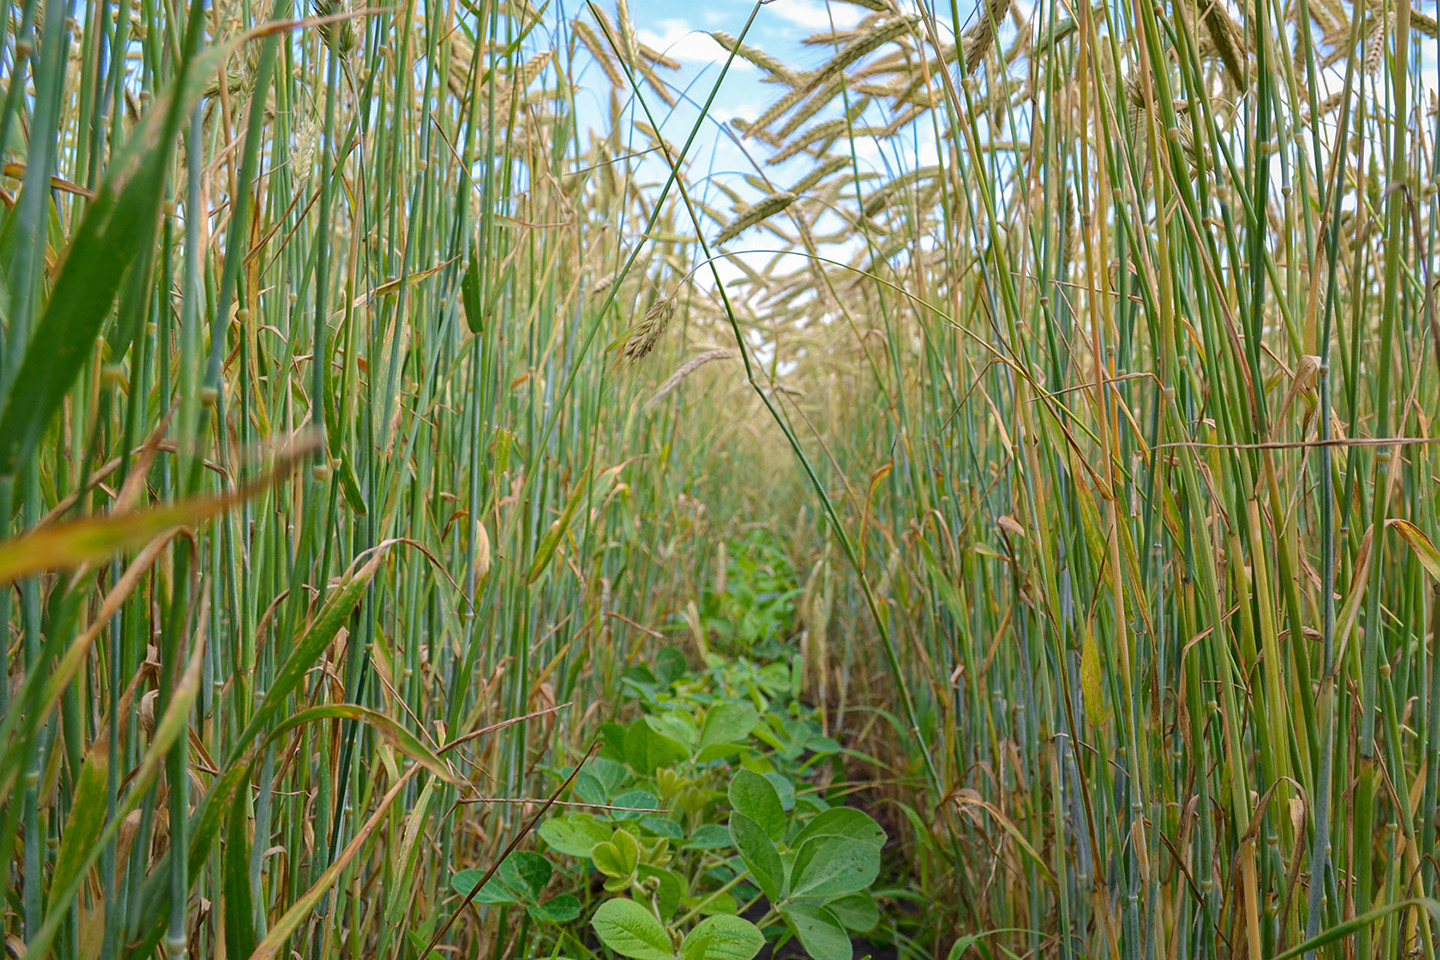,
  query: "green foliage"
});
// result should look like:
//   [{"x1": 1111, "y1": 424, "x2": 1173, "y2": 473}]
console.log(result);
[
  {"x1": 485, "y1": 651, "x2": 883, "y2": 960},
  {"x1": 541, "y1": 653, "x2": 875, "y2": 960},
  {"x1": 11, "y1": 0, "x2": 1439, "y2": 955},
  {"x1": 700, "y1": 530, "x2": 802, "y2": 658},
  {"x1": 450, "y1": 852, "x2": 581, "y2": 924}
]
